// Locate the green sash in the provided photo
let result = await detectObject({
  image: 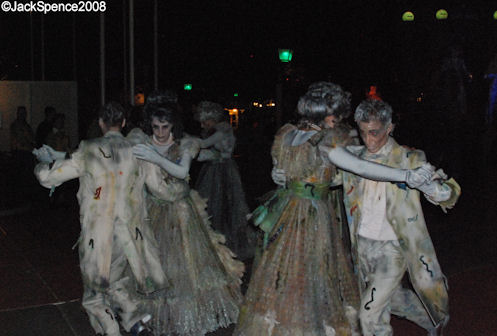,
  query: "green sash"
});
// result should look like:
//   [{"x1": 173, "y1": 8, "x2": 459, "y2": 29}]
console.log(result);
[{"x1": 252, "y1": 181, "x2": 329, "y2": 248}]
